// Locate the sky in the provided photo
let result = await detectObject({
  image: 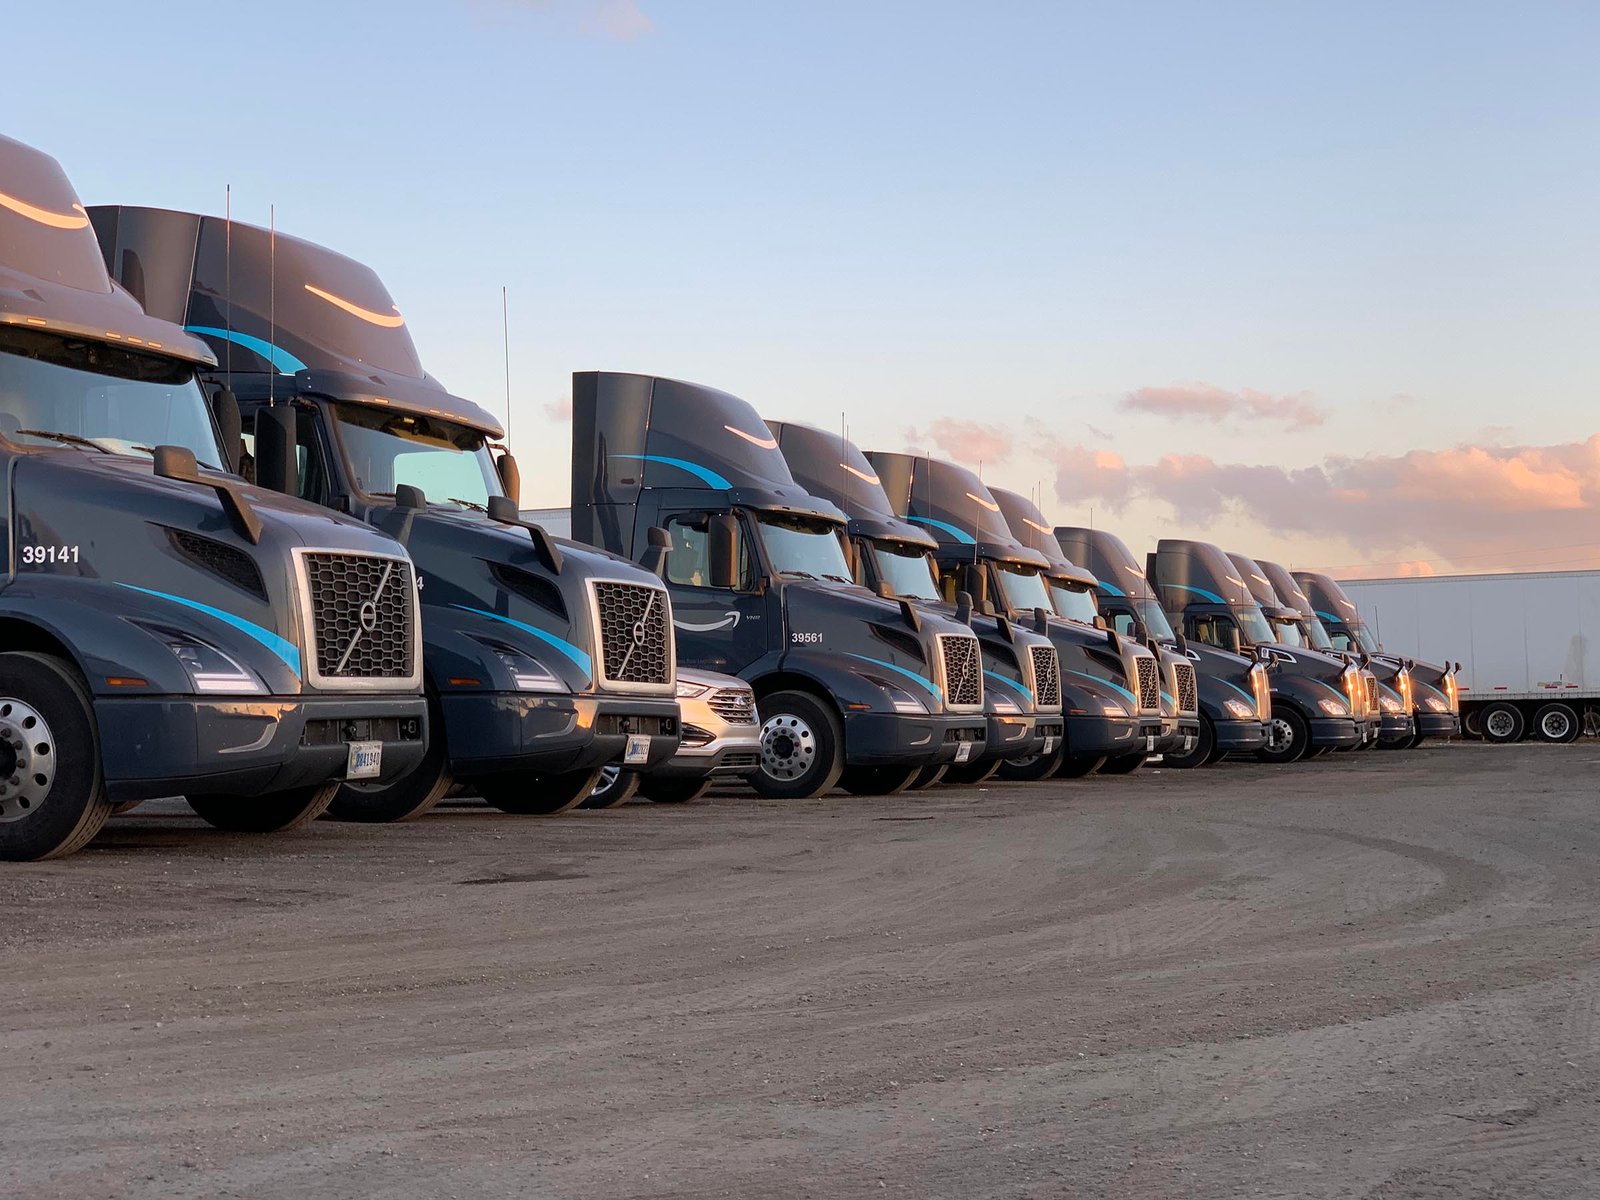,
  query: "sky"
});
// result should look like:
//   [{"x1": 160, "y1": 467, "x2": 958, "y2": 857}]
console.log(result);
[{"x1": 10, "y1": 0, "x2": 1600, "y2": 578}]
